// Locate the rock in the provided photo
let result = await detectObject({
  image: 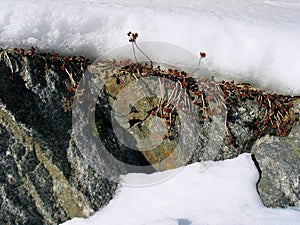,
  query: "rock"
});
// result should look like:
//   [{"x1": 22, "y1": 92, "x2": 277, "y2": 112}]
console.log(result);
[
  {"x1": 86, "y1": 61, "x2": 224, "y2": 171},
  {"x1": 86, "y1": 59, "x2": 299, "y2": 166},
  {"x1": 252, "y1": 100, "x2": 300, "y2": 208},
  {"x1": 0, "y1": 49, "x2": 117, "y2": 225},
  {"x1": 0, "y1": 48, "x2": 299, "y2": 225},
  {"x1": 85, "y1": 59, "x2": 300, "y2": 209}
]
